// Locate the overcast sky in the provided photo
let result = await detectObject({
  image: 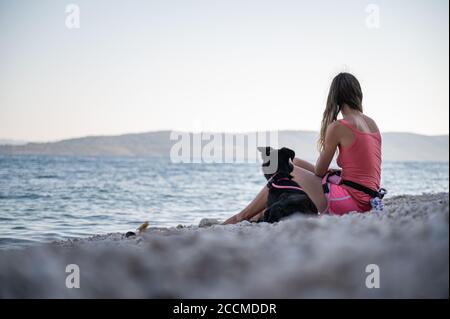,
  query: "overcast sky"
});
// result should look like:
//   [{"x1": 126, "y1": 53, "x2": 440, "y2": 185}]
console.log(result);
[{"x1": 0, "y1": 0, "x2": 448, "y2": 141}]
